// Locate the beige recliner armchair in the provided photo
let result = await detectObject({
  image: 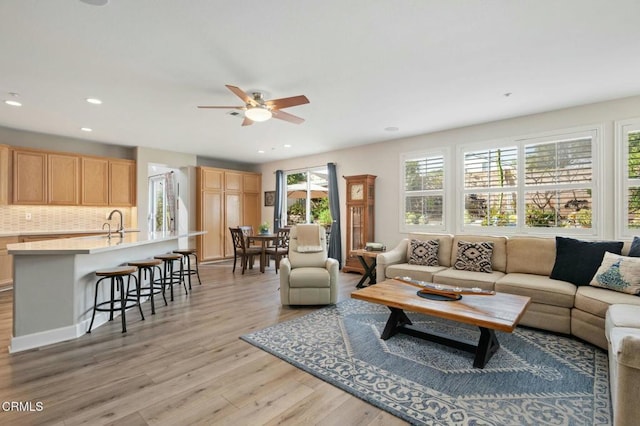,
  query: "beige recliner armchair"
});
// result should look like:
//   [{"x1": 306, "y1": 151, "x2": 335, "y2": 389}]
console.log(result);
[{"x1": 280, "y1": 224, "x2": 339, "y2": 305}]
